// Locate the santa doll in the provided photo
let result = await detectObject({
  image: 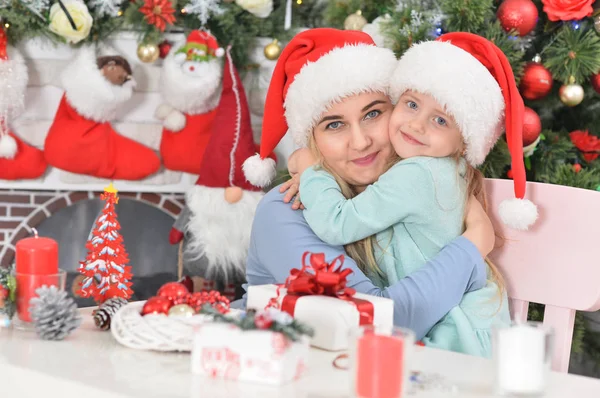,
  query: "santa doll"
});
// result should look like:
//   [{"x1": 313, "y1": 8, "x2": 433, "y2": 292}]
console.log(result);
[
  {"x1": 44, "y1": 46, "x2": 160, "y2": 180},
  {"x1": 0, "y1": 27, "x2": 47, "y2": 180},
  {"x1": 156, "y1": 30, "x2": 224, "y2": 175},
  {"x1": 169, "y1": 47, "x2": 264, "y2": 288}
]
